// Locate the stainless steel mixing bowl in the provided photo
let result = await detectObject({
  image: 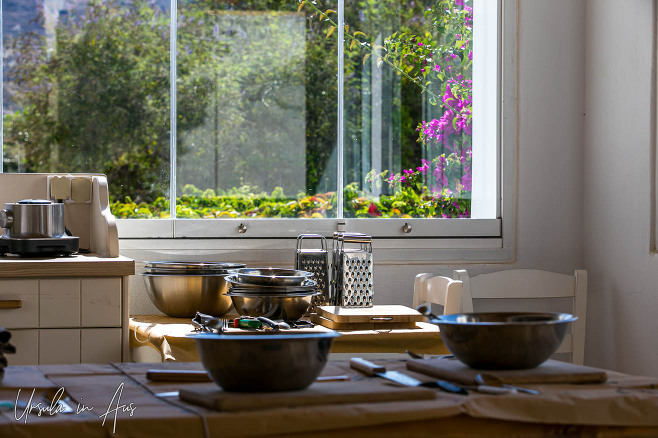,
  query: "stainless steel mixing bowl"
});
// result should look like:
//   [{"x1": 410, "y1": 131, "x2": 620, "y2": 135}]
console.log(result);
[
  {"x1": 141, "y1": 273, "x2": 233, "y2": 317},
  {"x1": 232, "y1": 268, "x2": 314, "y2": 286},
  {"x1": 427, "y1": 312, "x2": 577, "y2": 370},
  {"x1": 190, "y1": 331, "x2": 339, "y2": 392},
  {"x1": 226, "y1": 291, "x2": 321, "y2": 321}
]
